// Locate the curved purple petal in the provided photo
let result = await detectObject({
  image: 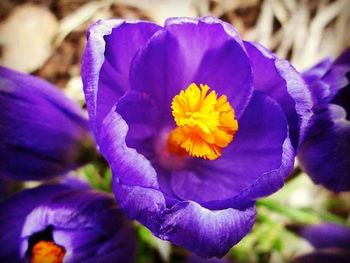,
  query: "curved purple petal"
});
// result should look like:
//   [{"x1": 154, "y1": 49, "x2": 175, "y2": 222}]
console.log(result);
[
  {"x1": 303, "y1": 58, "x2": 333, "y2": 85},
  {"x1": 130, "y1": 17, "x2": 253, "y2": 121},
  {"x1": 99, "y1": 106, "x2": 159, "y2": 189},
  {"x1": 170, "y1": 92, "x2": 294, "y2": 208},
  {"x1": 158, "y1": 201, "x2": 255, "y2": 258},
  {"x1": 82, "y1": 19, "x2": 161, "y2": 137},
  {"x1": 321, "y1": 48, "x2": 350, "y2": 102},
  {"x1": 244, "y1": 41, "x2": 313, "y2": 149},
  {"x1": 116, "y1": 91, "x2": 162, "y2": 143},
  {"x1": 0, "y1": 67, "x2": 95, "y2": 181},
  {"x1": 186, "y1": 254, "x2": 231, "y2": 263},
  {"x1": 113, "y1": 180, "x2": 255, "y2": 259},
  {"x1": 300, "y1": 223, "x2": 350, "y2": 250},
  {"x1": 303, "y1": 48, "x2": 350, "y2": 108},
  {"x1": 298, "y1": 104, "x2": 350, "y2": 192}
]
